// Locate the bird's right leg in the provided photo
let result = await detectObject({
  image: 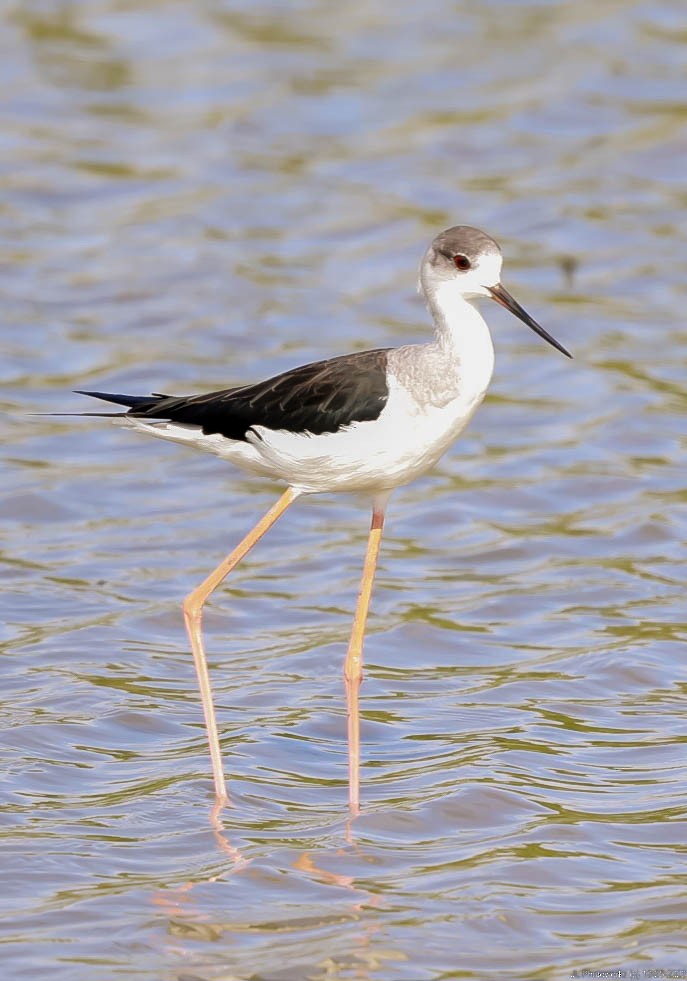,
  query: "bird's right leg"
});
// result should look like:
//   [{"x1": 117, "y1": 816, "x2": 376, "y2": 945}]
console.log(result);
[{"x1": 182, "y1": 486, "x2": 300, "y2": 803}]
